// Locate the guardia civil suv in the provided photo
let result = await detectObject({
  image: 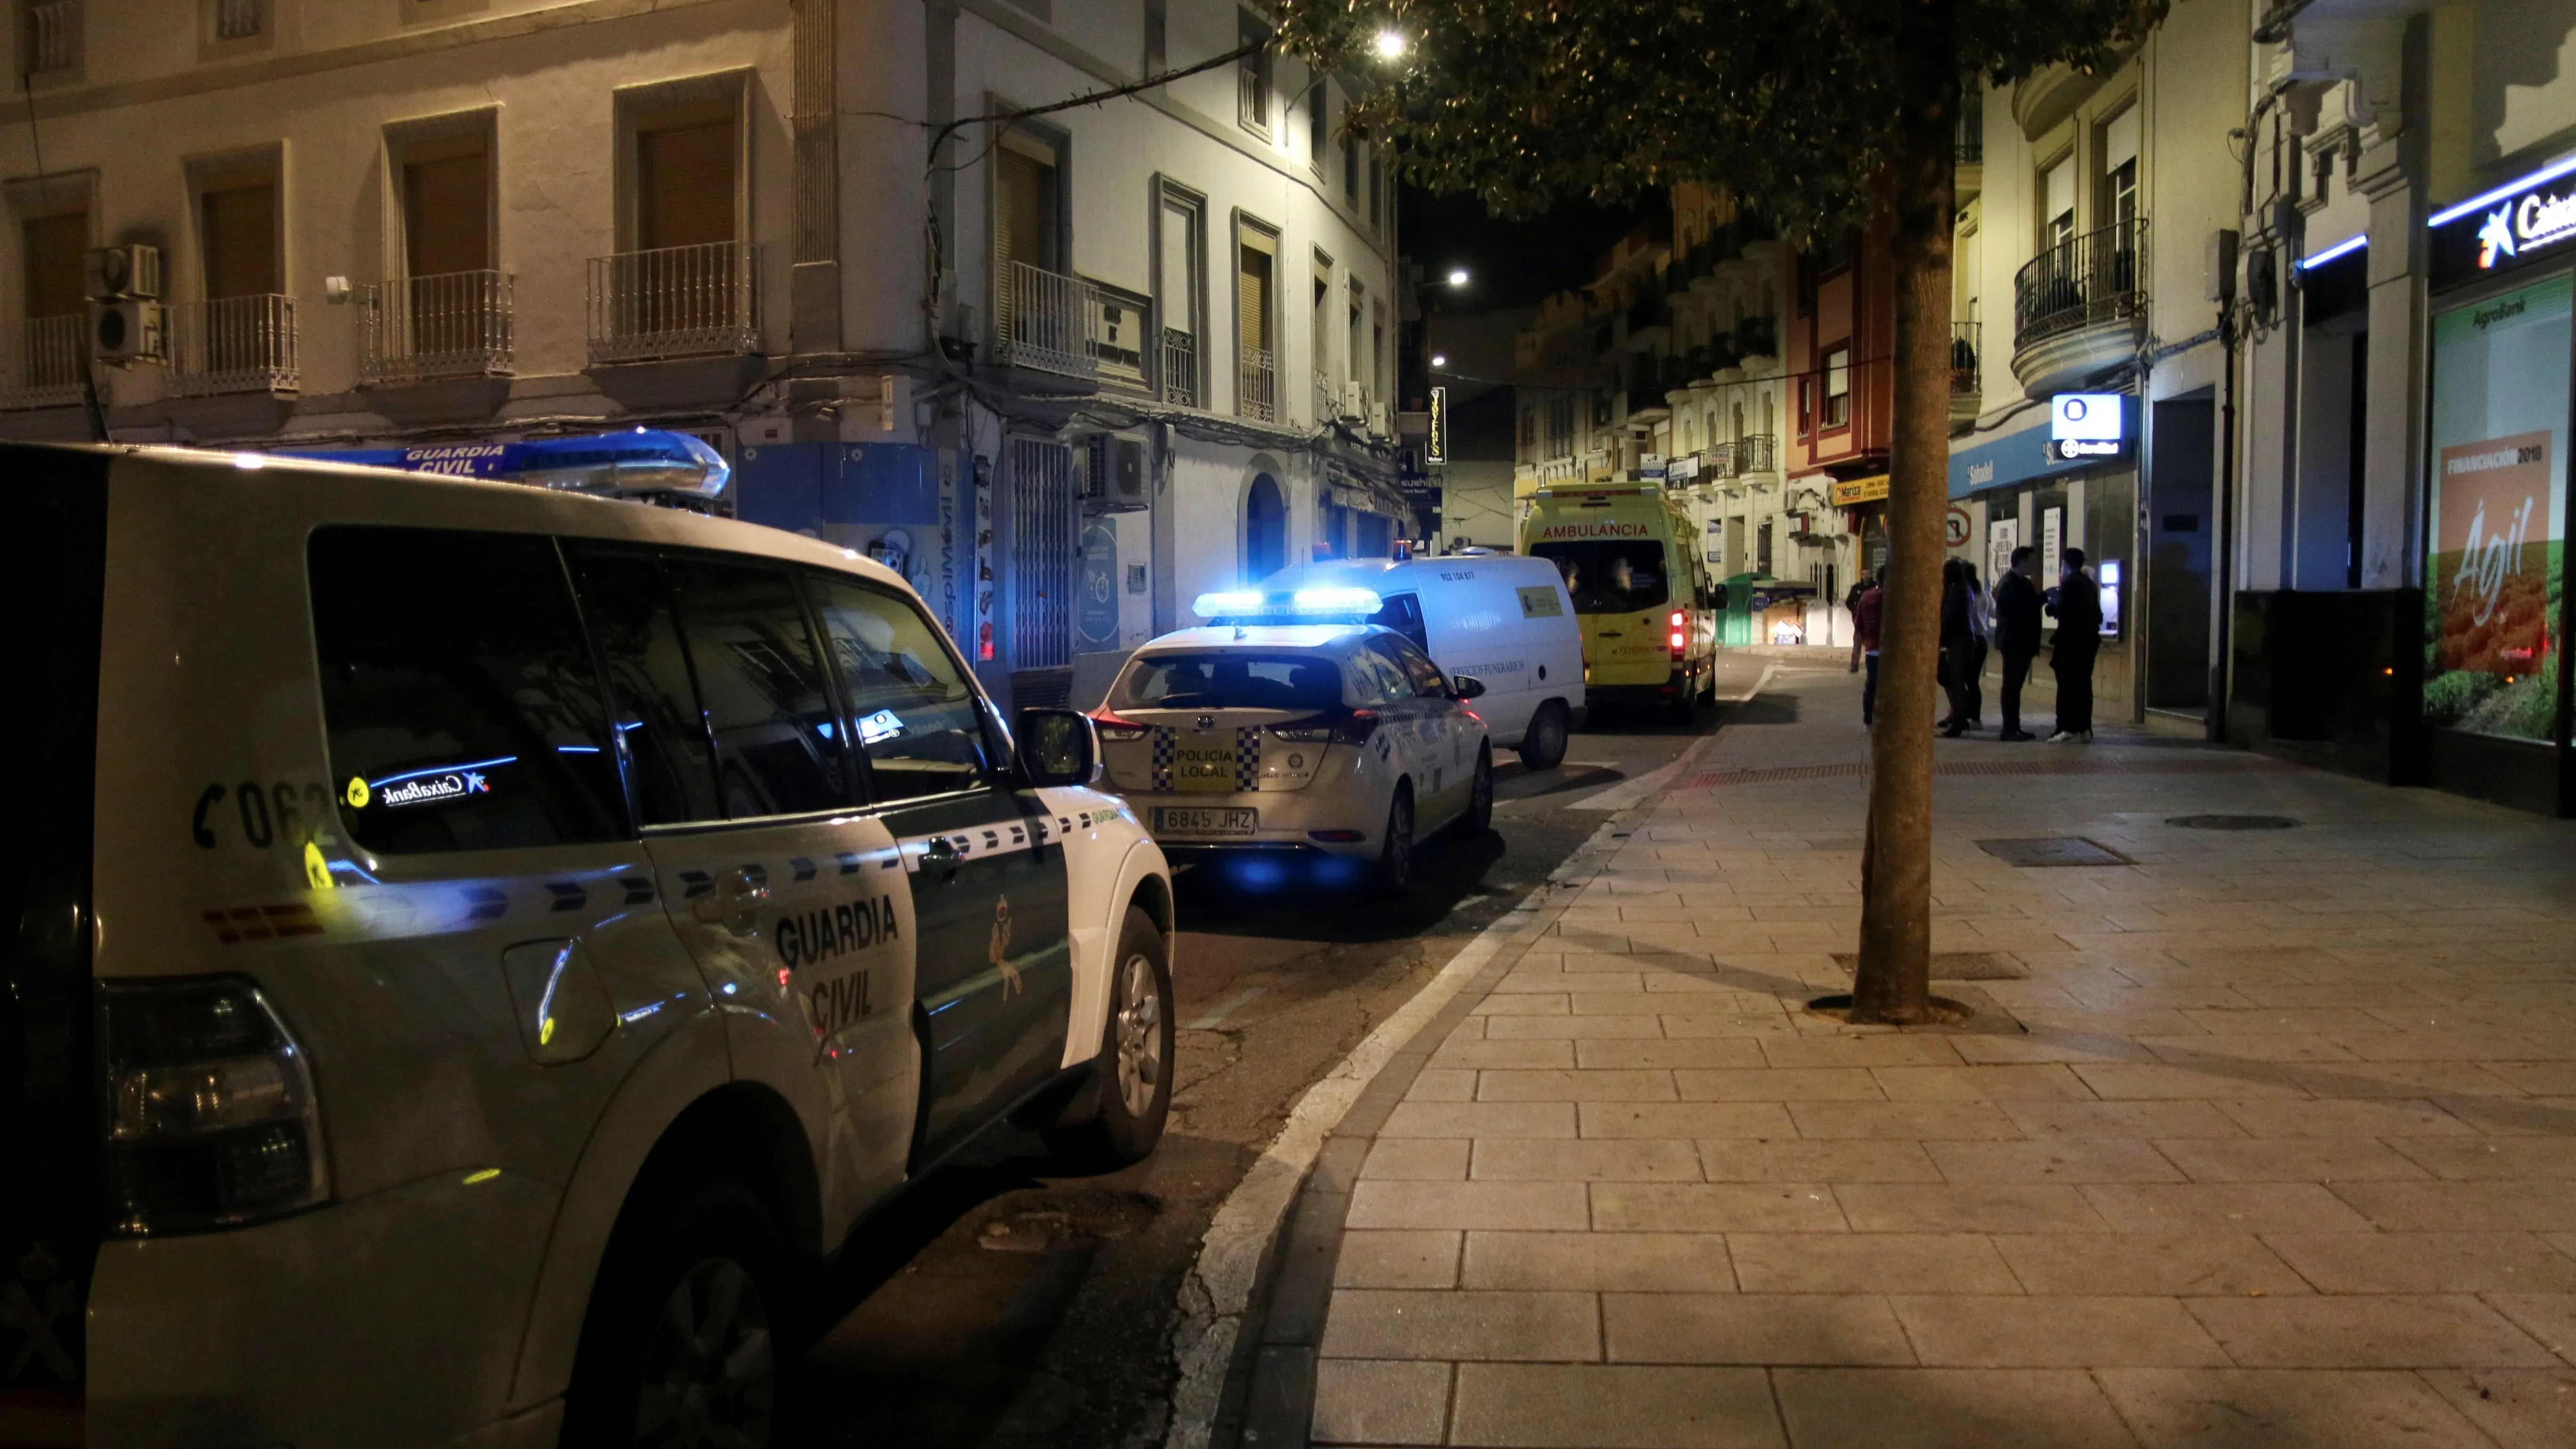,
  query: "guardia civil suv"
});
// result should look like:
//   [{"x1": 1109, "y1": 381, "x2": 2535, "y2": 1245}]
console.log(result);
[{"x1": 0, "y1": 444, "x2": 1174, "y2": 1449}]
